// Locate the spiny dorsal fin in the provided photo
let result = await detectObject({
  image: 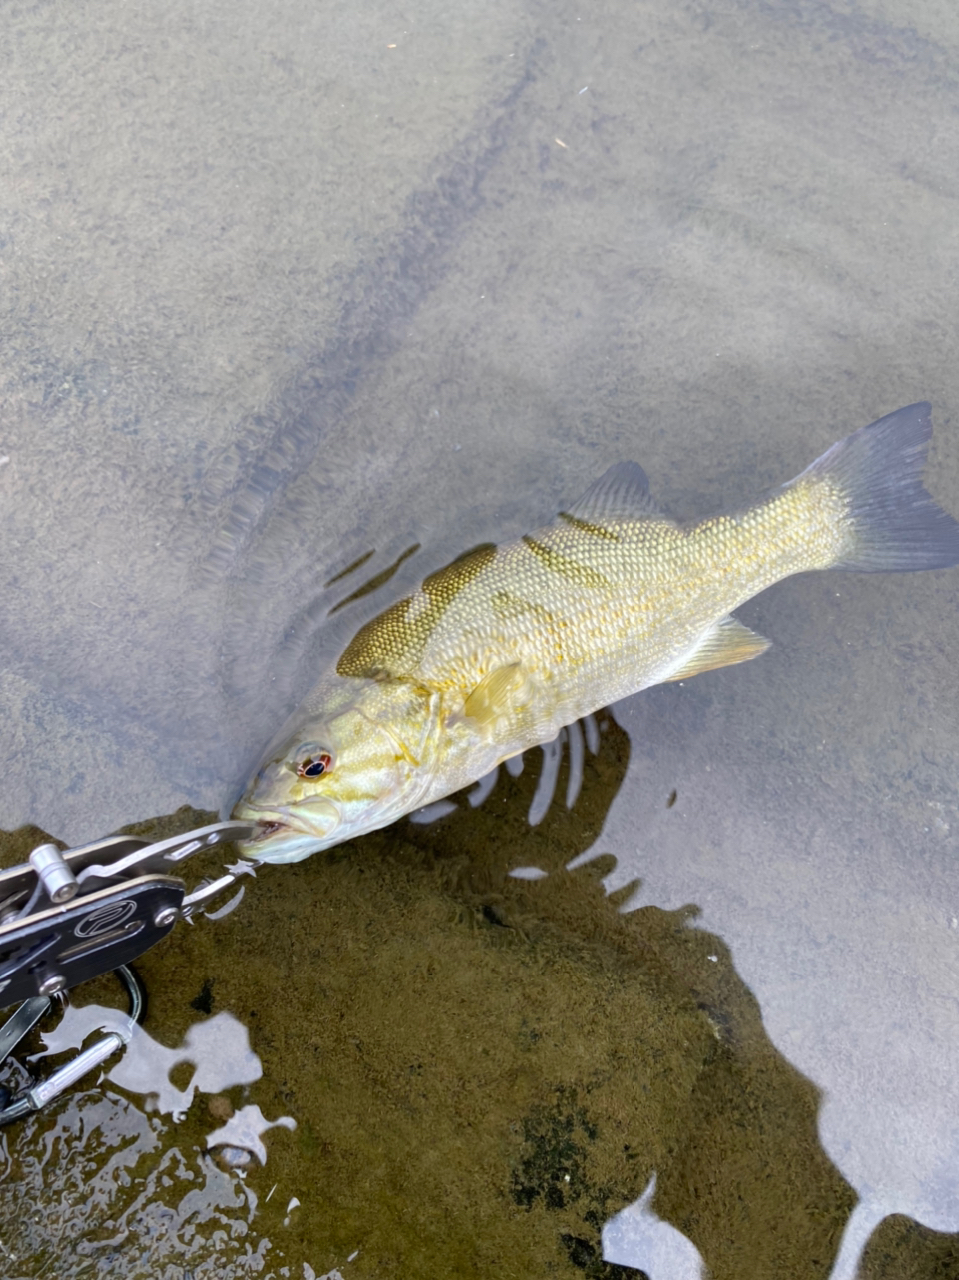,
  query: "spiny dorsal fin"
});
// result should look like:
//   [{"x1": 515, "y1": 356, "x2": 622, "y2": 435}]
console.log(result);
[
  {"x1": 559, "y1": 461, "x2": 658, "y2": 532},
  {"x1": 663, "y1": 616, "x2": 770, "y2": 683},
  {"x1": 463, "y1": 663, "x2": 526, "y2": 729}
]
